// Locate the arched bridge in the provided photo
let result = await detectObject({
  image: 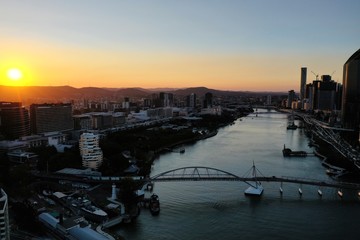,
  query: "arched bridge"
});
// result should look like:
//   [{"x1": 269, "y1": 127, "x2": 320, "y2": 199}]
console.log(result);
[{"x1": 148, "y1": 166, "x2": 360, "y2": 191}]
